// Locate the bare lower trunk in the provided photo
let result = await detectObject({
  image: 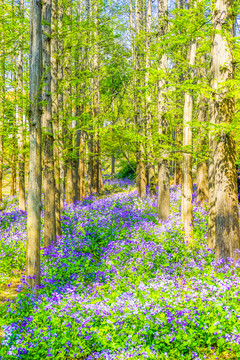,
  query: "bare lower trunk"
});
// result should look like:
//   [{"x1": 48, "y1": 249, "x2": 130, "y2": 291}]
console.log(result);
[
  {"x1": 79, "y1": 132, "x2": 85, "y2": 199},
  {"x1": 211, "y1": 0, "x2": 239, "y2": 260},
  {"x1": 158, "y1": 160, "x2": 170, "y2": 219},
  {"x1": 196, "y1": 161, "x2": 208, "y2": 206},
  {"x1": 42, "y1": 0, "x2": 56, "y2": 247},
  {"x1": 174, "y1": 161, "x2": 182, "y2": 185},
  {"x1": 157, "y1": 0, "x2": 169, "y2": 220},
  {"x1": 208, "y1": 132, "x2": 215, "y2": 249},
  {"x1": 181, "y1": 42, "x2": 196, "y2": 242},
  {"x1": 17, "y1": 0, "x2": 25, "y2": 210},
  {"x1": 26, "y1": 0, "x2": 42, "y2": 289},
  {"x1": 111, "y1": 155, "x2": 115, "y2": 177},
  {"x1": 58, "y1": 2, "x2": 64, "y2": 212},
  {"x1": 52, "y1": 0, "x2": 61, "y2": 236},
  {"x1": 196, "y1": 55, "x2": 209, "y2": 206}
]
